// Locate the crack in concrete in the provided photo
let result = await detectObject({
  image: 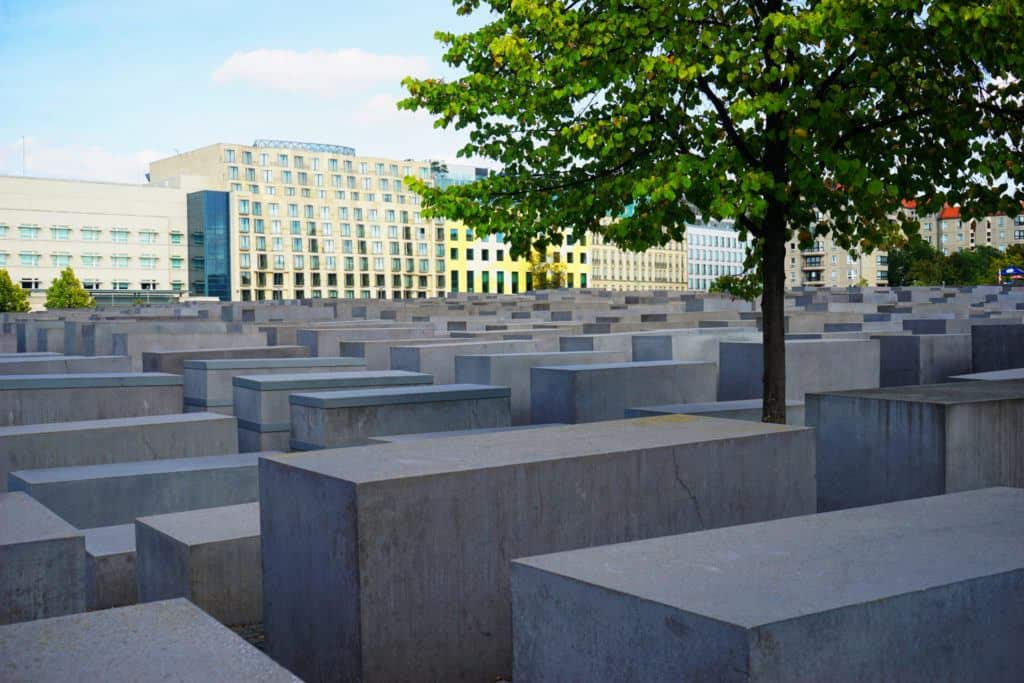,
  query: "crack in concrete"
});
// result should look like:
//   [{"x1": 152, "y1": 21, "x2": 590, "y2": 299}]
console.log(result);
[{"x1": 672, "y1": 455, "x2": 705, "y2": 530}]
